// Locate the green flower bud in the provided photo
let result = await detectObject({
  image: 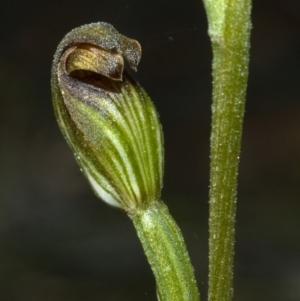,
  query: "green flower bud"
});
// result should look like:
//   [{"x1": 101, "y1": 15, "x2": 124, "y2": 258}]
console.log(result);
[{"x1": 51, "y1": 23, "x2": 164, "y2": 214}]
